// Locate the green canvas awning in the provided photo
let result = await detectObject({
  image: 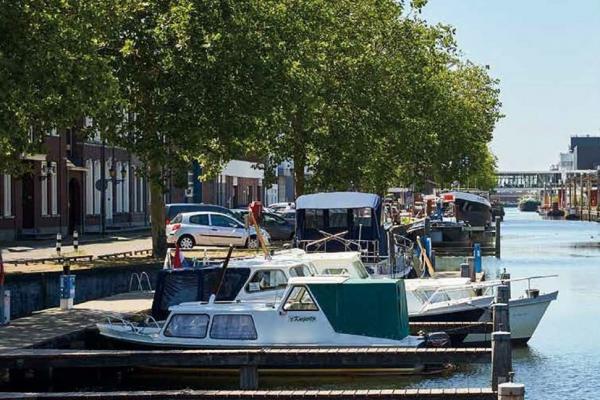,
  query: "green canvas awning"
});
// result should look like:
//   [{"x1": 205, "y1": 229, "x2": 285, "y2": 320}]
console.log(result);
[{"x1": 307, "y1": 279, "x2": 409, "y2": 340}]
